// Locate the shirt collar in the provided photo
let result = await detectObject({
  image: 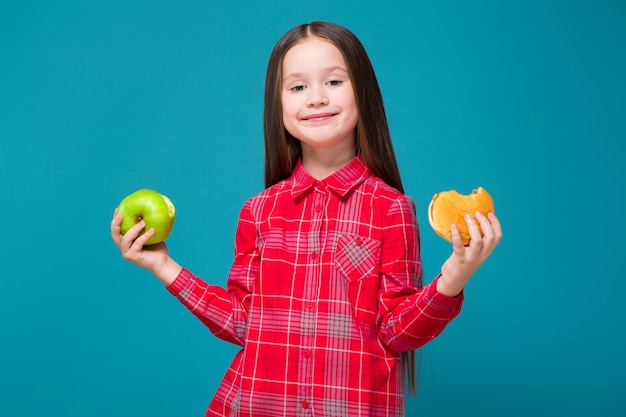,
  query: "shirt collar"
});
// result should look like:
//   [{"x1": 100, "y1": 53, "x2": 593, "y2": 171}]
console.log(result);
[{"x1": 290, "y1": 156, "x2": 371, "y2": 199}]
